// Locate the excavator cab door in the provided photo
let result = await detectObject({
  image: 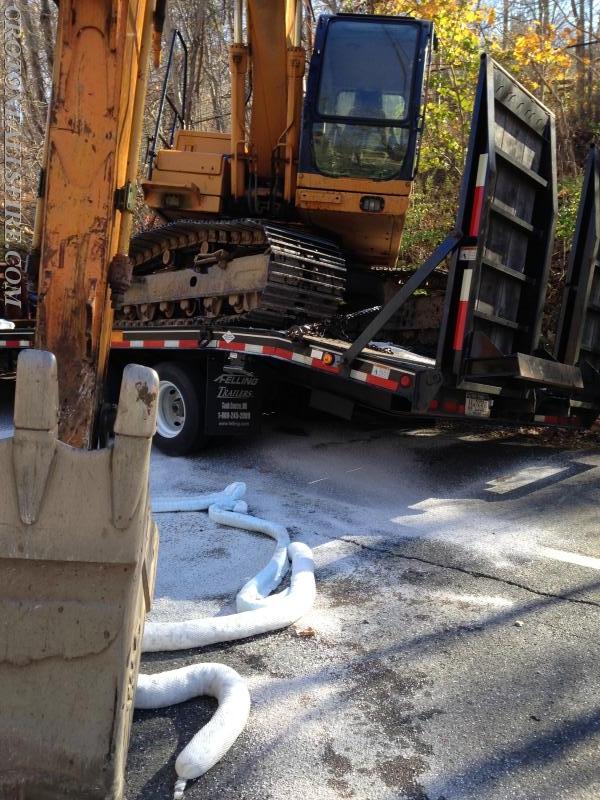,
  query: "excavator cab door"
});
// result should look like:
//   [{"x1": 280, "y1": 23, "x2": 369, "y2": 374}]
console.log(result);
[
  {"x1": 296, "y1": 14, "x2": 433, "y2": 267},
  {"x1": 299, "y1": 14, "x2": 433, "y2": 185}
]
